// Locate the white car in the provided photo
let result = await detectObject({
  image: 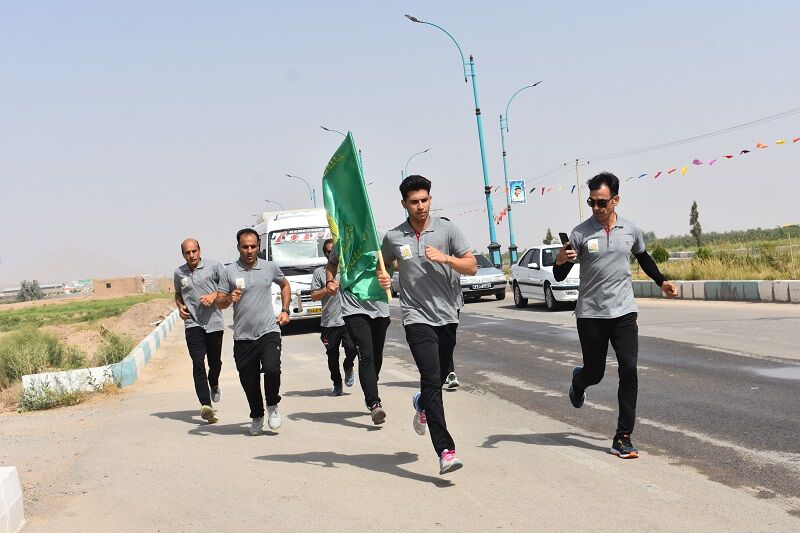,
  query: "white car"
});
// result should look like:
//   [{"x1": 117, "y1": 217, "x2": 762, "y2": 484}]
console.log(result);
[
  {"x1": 510, "y1": 245, "x2": 580, "y2": 311},
  {"x1": 391, "y1": 254, "x2": 506, "y2": 302}
]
